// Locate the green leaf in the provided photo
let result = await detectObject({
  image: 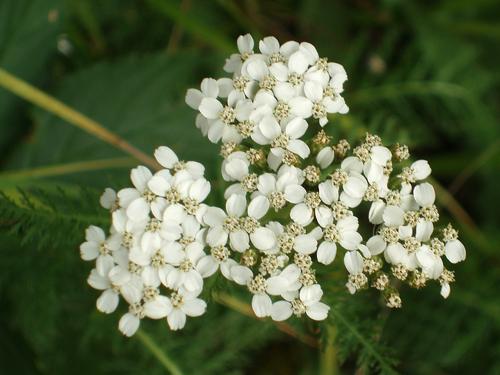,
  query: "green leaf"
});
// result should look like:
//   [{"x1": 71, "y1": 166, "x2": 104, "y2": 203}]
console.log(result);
[
  {"x1": 0, "y1": 0, "x2": 63, "y2": 152},
  {"x1": 8, "y1": 52, "x2": 219, "y2": 187}
]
